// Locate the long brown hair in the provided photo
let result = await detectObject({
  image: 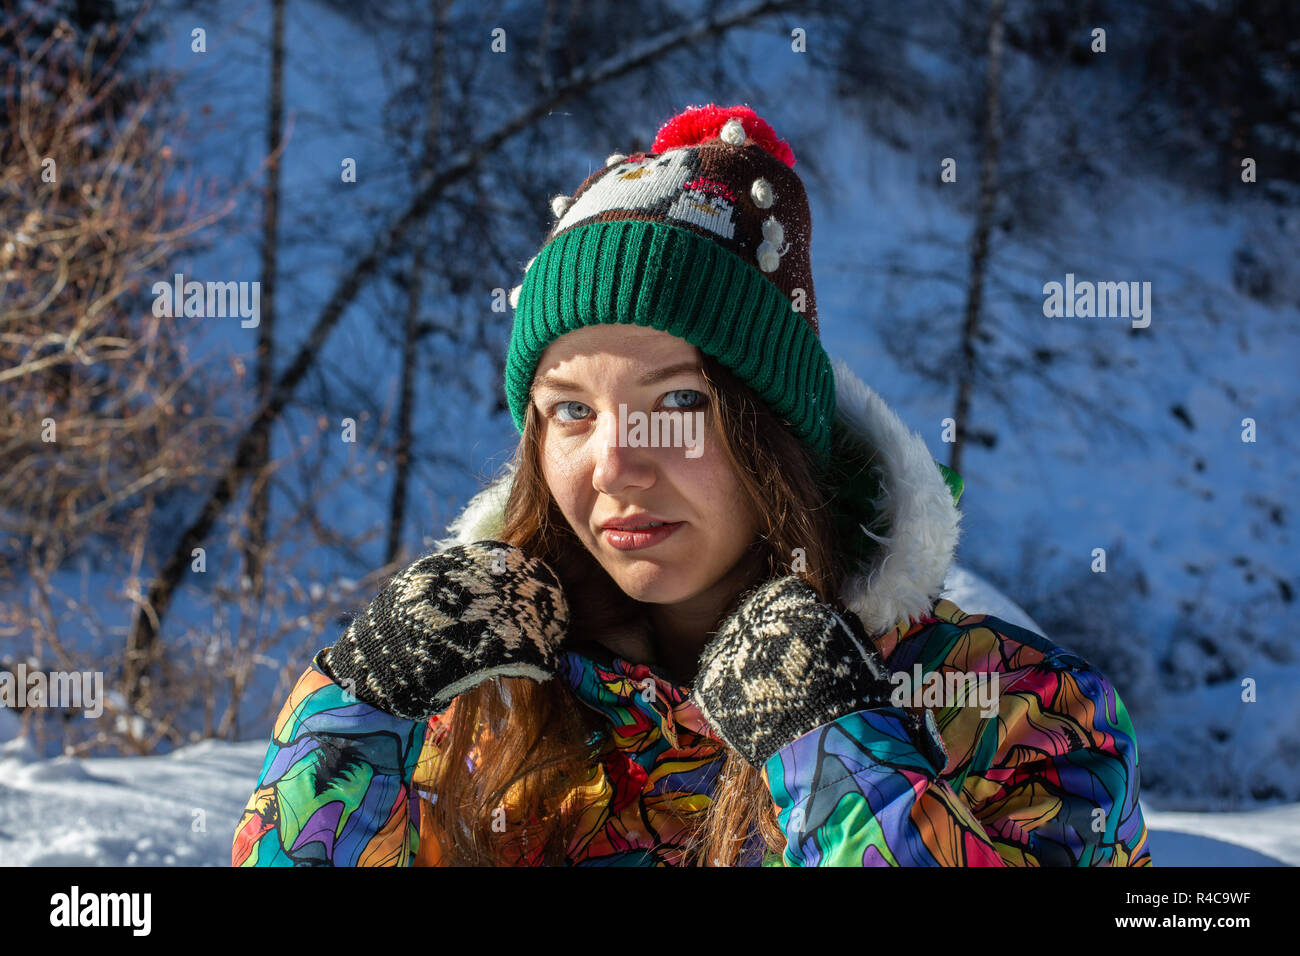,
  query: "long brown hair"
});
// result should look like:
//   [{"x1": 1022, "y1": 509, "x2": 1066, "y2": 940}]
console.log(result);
[{"x1": 418, "y1": 350, "x2": 857, "y2": 866}]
